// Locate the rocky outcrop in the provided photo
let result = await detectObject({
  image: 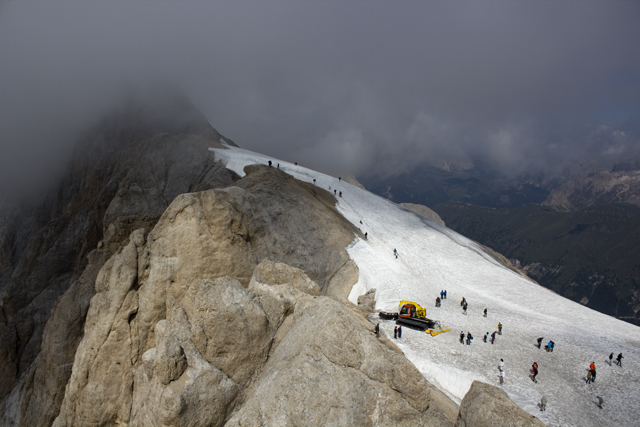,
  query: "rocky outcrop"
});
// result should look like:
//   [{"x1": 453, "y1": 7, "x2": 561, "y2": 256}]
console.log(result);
[
  {"x1": 401, "y1": 202, "x2": 446, "y2": 226},
  {"x1": 0, "y1": 96, "x2": 238, "y2": 424},
  {"x1": 455, "y1": 381, "x2": 545, "y2": 427},
  {"x1": 357, "y1": 287, "x2": 377, "y2": 309},
  {"x1": 226, "y1": 296, "x2": 458, "y2": 427},
  {"x1": 50, "y1": 170, "x2": 460, "y2": 426}
]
